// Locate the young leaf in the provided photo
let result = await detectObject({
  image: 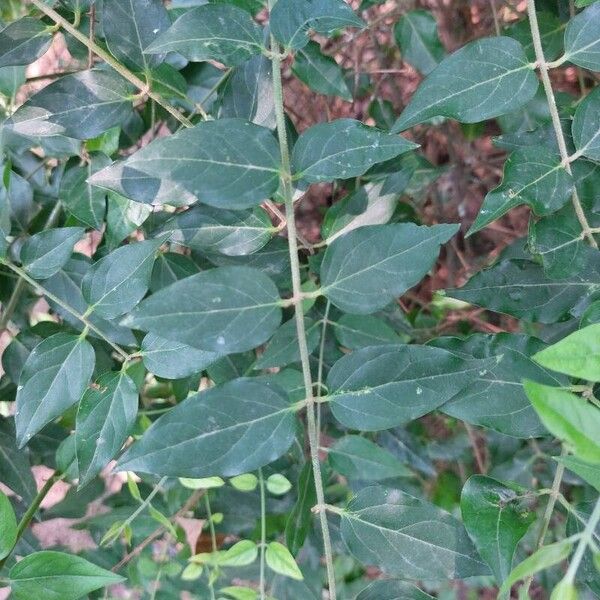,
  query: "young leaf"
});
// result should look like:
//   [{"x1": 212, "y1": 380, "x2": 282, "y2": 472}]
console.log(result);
[
  {"x1": 15, "y1": 333, "x2": 95, "y2": 447},
  {"x1": 89, "y1": 119, "x2": 281, "y2": 209},
  {"x1": 356, "y1": 580, "x2": 434, "y2": 600},
  {"x1": 265, "y1": 541, "x2": 303, "y2": 580},
  {"x1": 327, "y1": 344, "x2": 491, "y2": 430},
  {"x1": 75, "y1": 371, "x2": 138, "y2": 488},
  {"x1": 320, "y1": 223, "x2": 458, "y2": 314},
  {"x1": 524, "y1": 381, "x2": 600, "y2": 463},
  {"x1": 117, "y1": 378, "x2": 297, "y2": 477},
  {"x1": 461, "y1": 475, "x2": 535, "y2": 584},
  {"x1": 563, "y1": 3, "x2": 600, "y2": 71},
  {"x1": 0, "y1": 17, "x2": 52, "y2": 68},
  {"x1": 230, "y1": 473, "x2": 258, "y2": 492},
  {"x1": 123, "y1": 266, "x2": 282, "y2": 354},
  {"x1": 141, "y1": 333, "x2": 219, "y2": 379},
  {"x1": 20, "y1": 227, "x2": 84, "y2": 280},
  {"x1": 394, "y1": 10, "x2": 445, "y2": 75},
  {"x1": 572, "y1": 85, "x2": 600, "y2": 162},
  {"x1": 270, "y1": 0, "x2": 363, "y2": 50},
  {"x1": 82, "y1": 238, "x2": 163, "y2": 319},
  {"x1": 145, "y1": 4, "x2": 264, "y2": 67},
  {"x1": 468, "y1": 146, "x2": 572, "y2": 235},
  {"x1": 291, "y1": 119, "x2": 418, "y2": 183},
  {"x1": 218, "y1": 540, "x2": 259, "y2": 567},
  {"x1": 532, "y1": 323, "x2": 600, "y2": 382},
  {"x1": 328, "y1": 435, "x2": 413, "y2": 481},
  {"x1": 6, "y1": 70, "x2": 134, "y2": 140},
  {"x1": 9, "y1": 551, "x2": 124, "y2": 600},
  {"x1": 102, "y1": 0, "x2": 171, "y2": 71},
  {"x1": 0, "y1": 490, "x2": 17, "y2": 560},
  {"x1": 393, "y1": 37, "x2": 538, "y2": 131},
  {"x1": 341, "y1": 486, "x2": 490, "y2": 579},
  {"x1": 266, "y1": 473, "x2": 292, "y2": 495}
]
